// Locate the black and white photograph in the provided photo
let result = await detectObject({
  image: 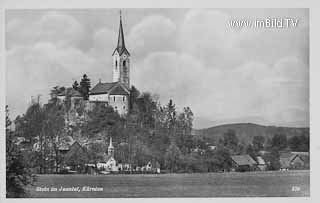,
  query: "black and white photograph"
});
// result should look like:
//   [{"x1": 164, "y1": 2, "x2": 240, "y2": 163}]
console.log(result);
[{"x1": 3, "y1": 3, "x2": 313, "y2": 199}]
